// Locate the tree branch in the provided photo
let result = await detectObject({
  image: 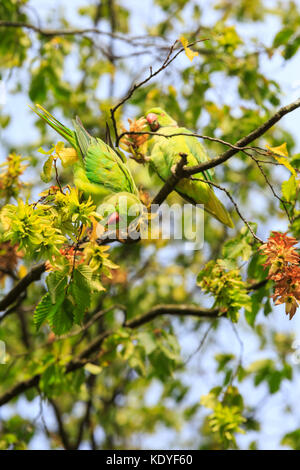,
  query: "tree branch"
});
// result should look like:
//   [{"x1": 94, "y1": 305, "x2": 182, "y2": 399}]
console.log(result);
[
  {"x1": 191, "y1": 177, "x2": 264, "y2": 243},
  {"x1": 0, "y1": 272, "x2": 270, "y2": 408},
  {"x1": 0, "y1": 302, "x2": 221, "y2": 407},
  {"x1": 0, "y1": 20, "x2": 140, "y2": 43},
  {"x1": 183, "y1": 97, "x2": 300, "y2": 176},
  {"x1": 147, "y1": 97, "x2": 300, "y2": 210},
  {"x1": 0, "y1": 375, "x2": 40, "y2": 406},
  {"x1": 0, "y1": 263, "x2": 46, "y2": 315},
  {"x1": 124, "y1": 304, "x2": 221, "y2": 328},
  {"x1": 49, "y1": 399, "x2": 72, "y2": 450},
  {"x1": 151, "y1": 153, "x2": 188, "y2": 205},
  {"x1": 117, "y1": 130, "x2": 267, "y2": 153}
]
